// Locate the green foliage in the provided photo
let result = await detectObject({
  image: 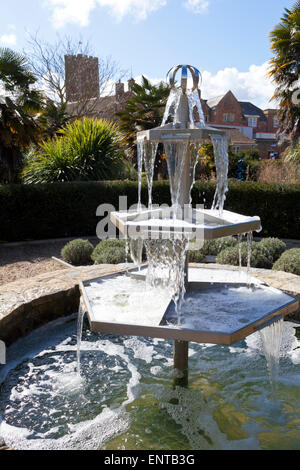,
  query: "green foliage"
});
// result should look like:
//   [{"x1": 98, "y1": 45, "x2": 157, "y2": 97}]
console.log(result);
[
  {"x1": 285, "y1": 137, "x2": 300, "y2": 163},
  {"x1": 92, "y1": 239, "x2": 128, "y2": 264},
  {"x1": 61, "y1": 239, "x2": 94, "y2": 265},
  {"x1": 269, "y1": 2, "x2": 300, "y2": 145},
  {"x1": 38, "y1": 101, "x2": 70, "y2": 139},
  {"x1": 216, "y1": 242, "x2": 273, "y2": 269},
  {"x1": 273, "y1": 248, "x2": 300, "y2": 275},
  {"x1": 22, "y1": 118, "x2": 127, "y2": 183},
  {"x1": 258, "y1": 237, "x2": 287, "y2": 263},
  {"x1": 0, "y1": 47, "x2": 44, "y2": 182},
  {"x1": 237, "y1": 149, "x2": 261, "y2": 161},
  {"x1": 216, "y1": 237, "x2": 287, "y2": 269},
  {"x1": 188, "y1": 246, "x2": 206, "y2": 263},
  {"x1": 189, "y1": 237, "x2": 238, "y2": 262},
  {"x1": 116, "y1": 76, "x2": 170, "y2": 156},
  {"x1": 1, "y1": 181, "x2": 300, "y2": 242},
  {"x1": 204, "y1": 237, "x2": 238, "y2": 256}
]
